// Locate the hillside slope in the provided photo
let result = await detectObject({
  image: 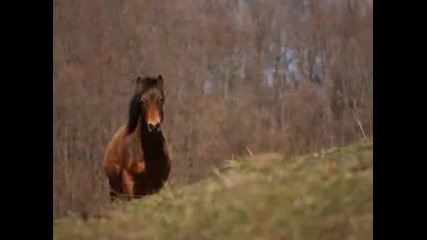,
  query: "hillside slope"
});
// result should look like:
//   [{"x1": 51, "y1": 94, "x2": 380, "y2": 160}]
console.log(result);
[{"x1": 54, "y1": 138, "x2": 373, "y2": 240}]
